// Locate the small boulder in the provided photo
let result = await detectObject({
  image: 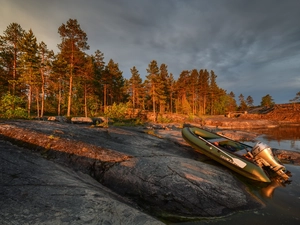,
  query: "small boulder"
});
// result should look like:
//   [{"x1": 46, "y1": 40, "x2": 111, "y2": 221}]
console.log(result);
[
  {"x1": 48, "y1": 116, "x2": 67, "y2": 123},
  {"x1": 71, "y1": 117, "x2": 93, "y2": 124}
]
